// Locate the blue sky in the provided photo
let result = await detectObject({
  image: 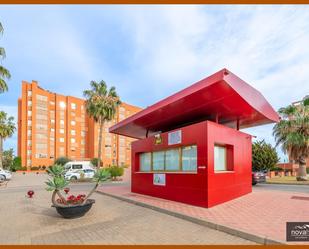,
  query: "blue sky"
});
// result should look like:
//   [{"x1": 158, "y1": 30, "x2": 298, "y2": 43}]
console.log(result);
[{"x1": 1, "y1": 5, "x2": 309, "y2": 161}]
